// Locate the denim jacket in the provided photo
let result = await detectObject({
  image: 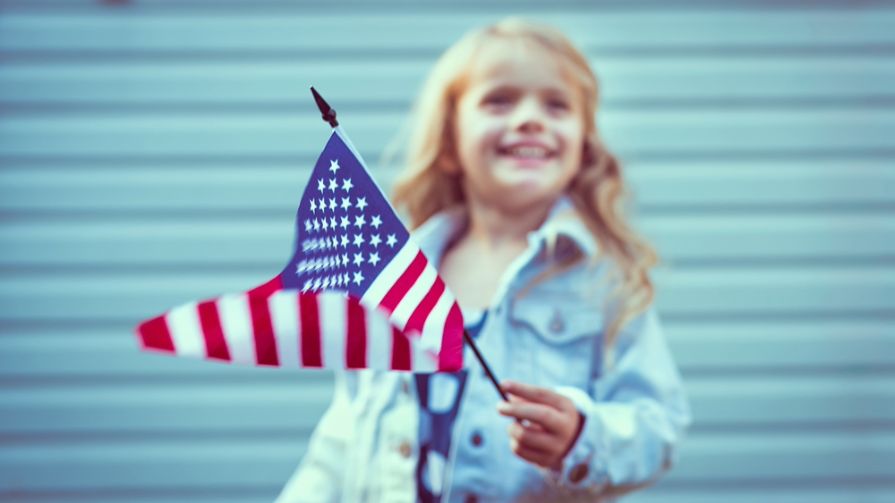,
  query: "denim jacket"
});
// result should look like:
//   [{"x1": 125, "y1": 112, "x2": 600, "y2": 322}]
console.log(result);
[{"x1": 275, "y1": 200, "x2": 692, "y2": 503}]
